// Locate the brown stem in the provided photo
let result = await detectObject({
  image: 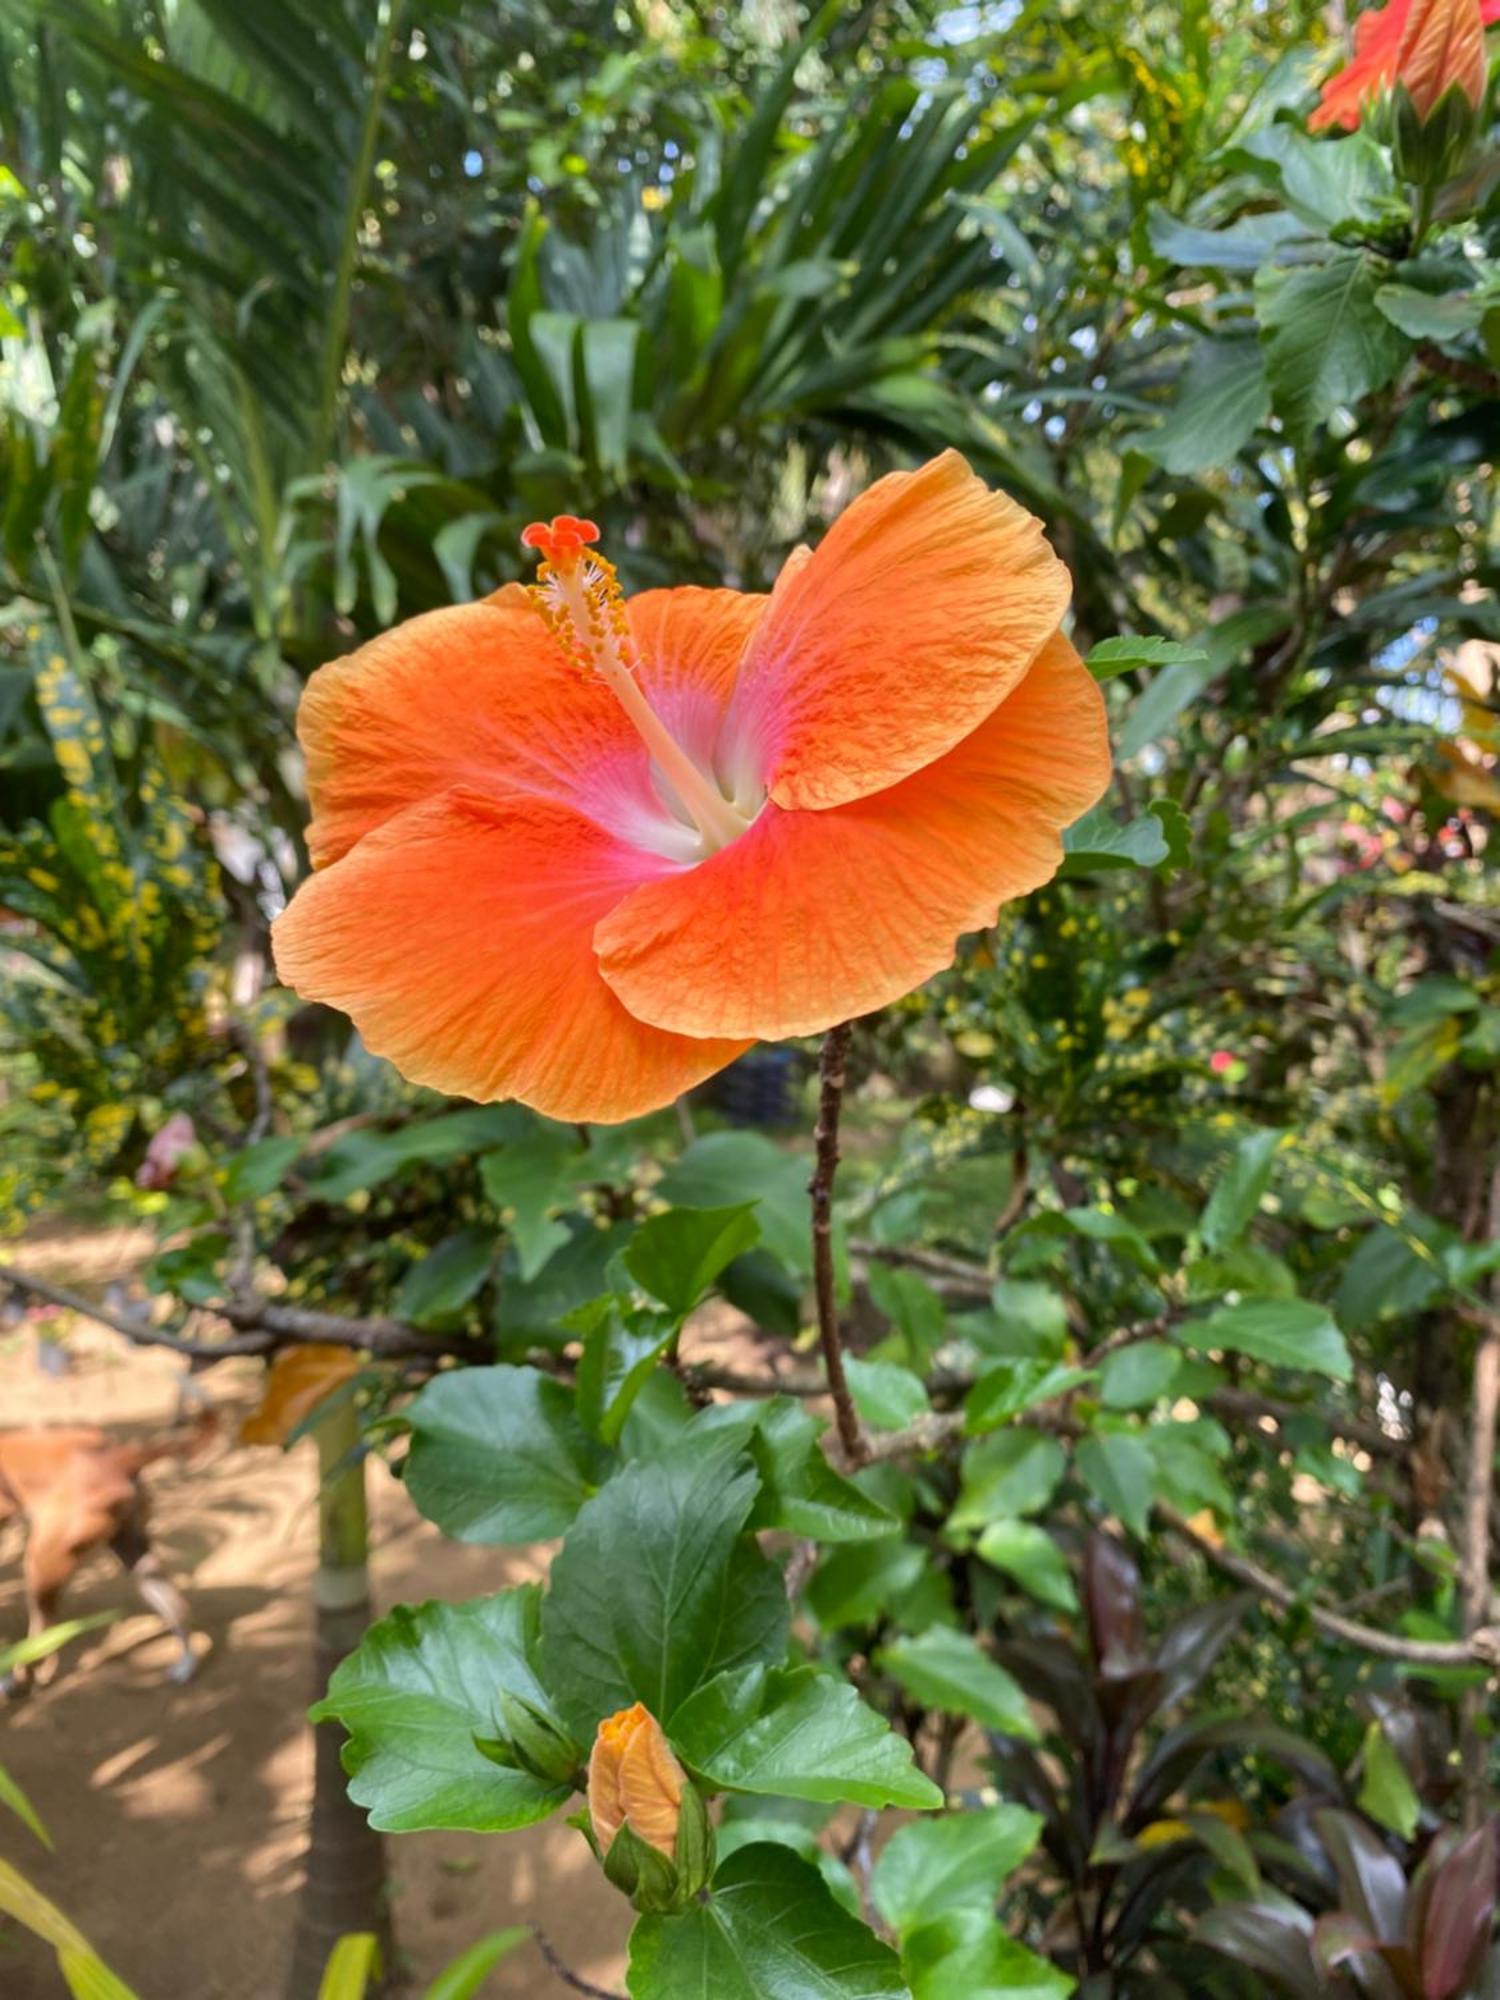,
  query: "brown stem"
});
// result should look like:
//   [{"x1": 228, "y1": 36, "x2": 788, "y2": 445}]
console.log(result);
[
  {"x1": 811, "y1": 1022, "x2": 866, "y2": 1467},
  {"x1": 0, "y1": 1264, "x2": 473, "y2": 1362},
  {"x1": 1459, "y1": 1166, "x2": 1500, "y2": 1826},
  {"x1": 1159, "y1": 1503, "x2": 1500, "y2": 1668},
  {"x1": 531, "y1": 1929, "x2": 623, "y2": 2000},
  {"x1": 0, "y1": 1263, "x2": 272, "y2": 1358}
]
